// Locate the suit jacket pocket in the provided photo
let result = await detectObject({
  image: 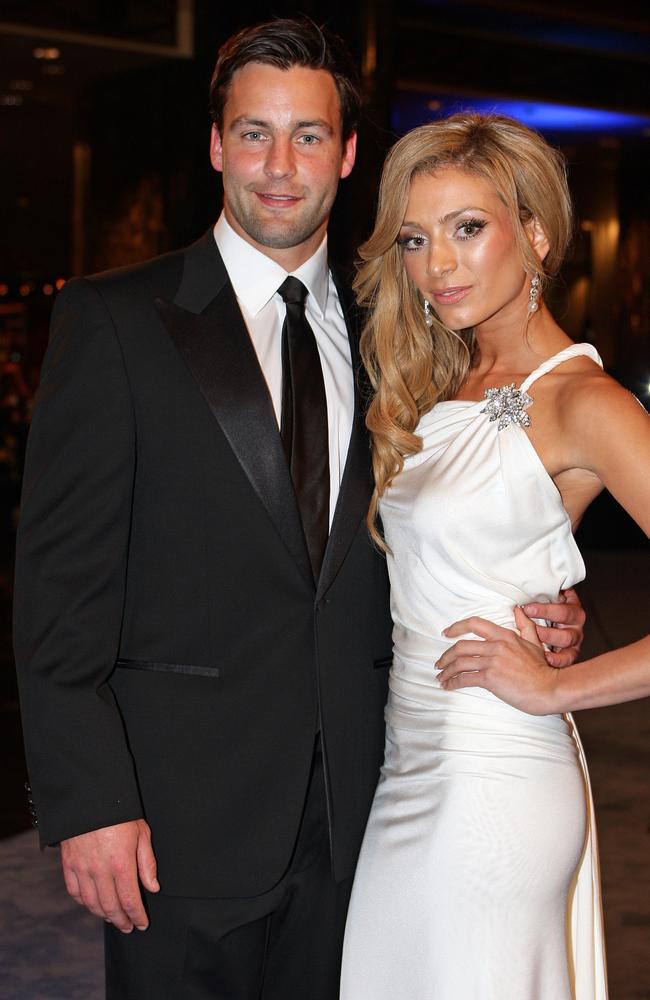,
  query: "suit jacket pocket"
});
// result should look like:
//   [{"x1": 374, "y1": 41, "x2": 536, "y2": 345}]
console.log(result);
[
  {"x1": 115, "y1": 658, "x2": 220, "y2": 678},
  {"x1": 373, "y1": 655, "x2": 393, "y2": 670}
]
